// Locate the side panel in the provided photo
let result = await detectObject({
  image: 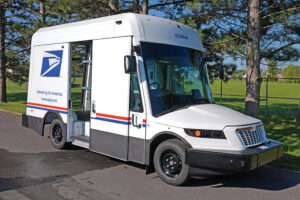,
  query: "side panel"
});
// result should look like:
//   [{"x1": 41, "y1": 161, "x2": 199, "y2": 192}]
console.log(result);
[
  {"x1": 90, "y1": 37, "x2": 132, "y2": 160},
  {"x1": 26, "y1": 43, "x2": 70, "y2": 124}
]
